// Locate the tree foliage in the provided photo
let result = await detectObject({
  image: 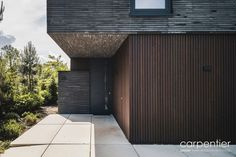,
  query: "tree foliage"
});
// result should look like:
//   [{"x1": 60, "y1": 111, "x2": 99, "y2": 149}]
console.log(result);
[
  {"x1": 38, "y1": 55, "x2": 68, "y2": 105},
  {"x1": 1, "y1": 45, "x2": 20, "y2": 72},
  {"x1": 1, "y1": 45, "x2": 20, "y2": 96},
  {"x1": 20, "y1": 42, "x2": 39, "y2": 93},
  {"x1": 0, "y1": 41, "x2": 68, "y2": 151},
  {"x1": 0, "y1": 42, "x2": 68, "y2": 117}
]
